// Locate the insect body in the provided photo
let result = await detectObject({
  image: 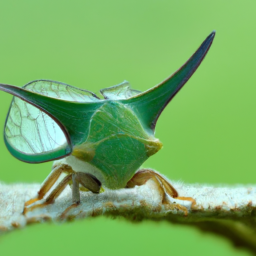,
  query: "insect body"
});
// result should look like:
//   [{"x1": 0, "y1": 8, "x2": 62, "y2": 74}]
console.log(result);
[
  {"x1": 0, "y1": 32, "x2": 215, "y2": 214},
  {"x1": 71, "y1": 101, "x2": 162, "y2": 189}
]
